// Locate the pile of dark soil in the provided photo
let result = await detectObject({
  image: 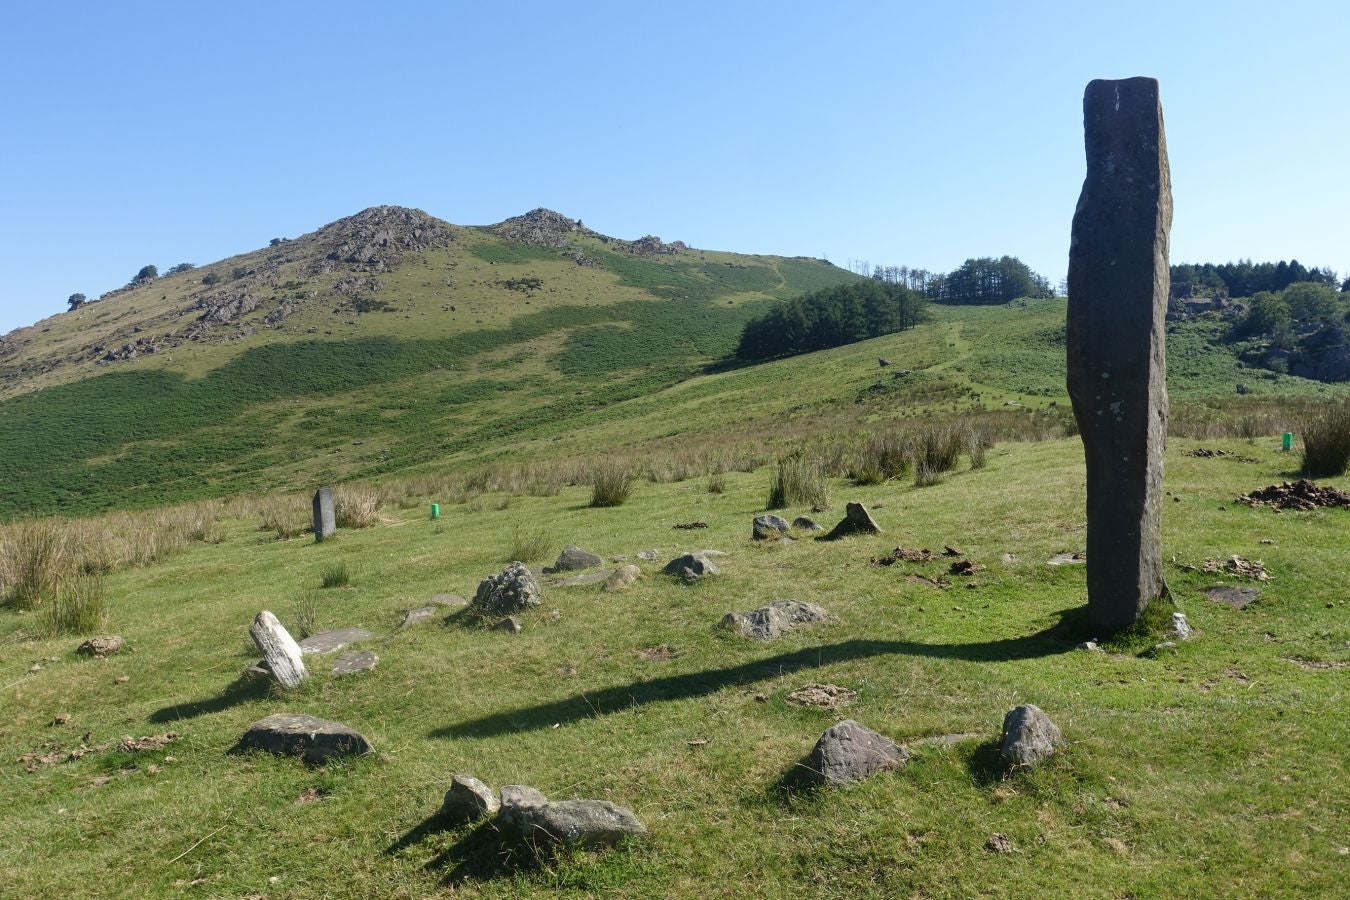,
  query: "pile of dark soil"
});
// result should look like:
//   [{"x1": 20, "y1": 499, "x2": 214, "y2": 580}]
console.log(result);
[{"x1": 1238, "y1": 480, "x2": 1350, "y2": 511}]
